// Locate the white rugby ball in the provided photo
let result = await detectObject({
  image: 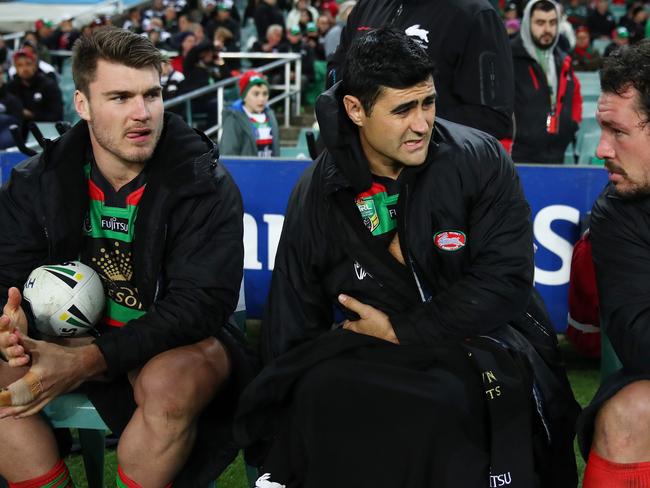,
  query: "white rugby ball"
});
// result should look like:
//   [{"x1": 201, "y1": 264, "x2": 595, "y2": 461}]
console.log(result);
[{"x1": 23, "y1": 261, "x2": 105, "y2": 337}]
